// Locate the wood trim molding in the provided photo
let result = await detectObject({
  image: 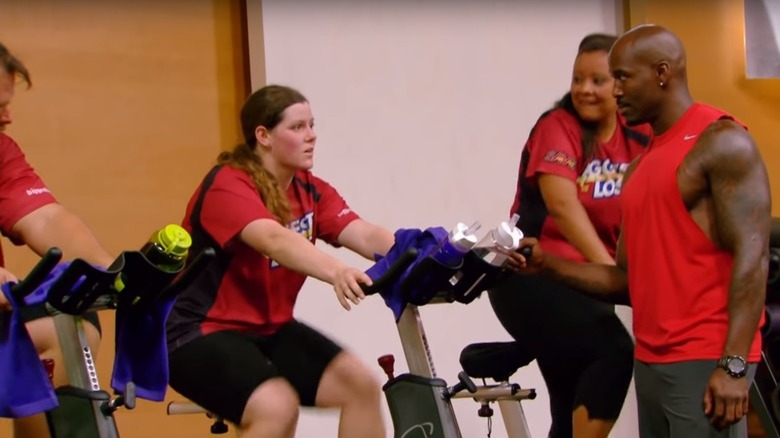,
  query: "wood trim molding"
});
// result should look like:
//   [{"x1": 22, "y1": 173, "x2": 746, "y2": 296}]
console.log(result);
[
  {"x1": 624, "y1": 0, "x2": 647, "y2": 28},
  {"x1": 245, "y1": 0, "x2": 266, "y2": 90}
]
